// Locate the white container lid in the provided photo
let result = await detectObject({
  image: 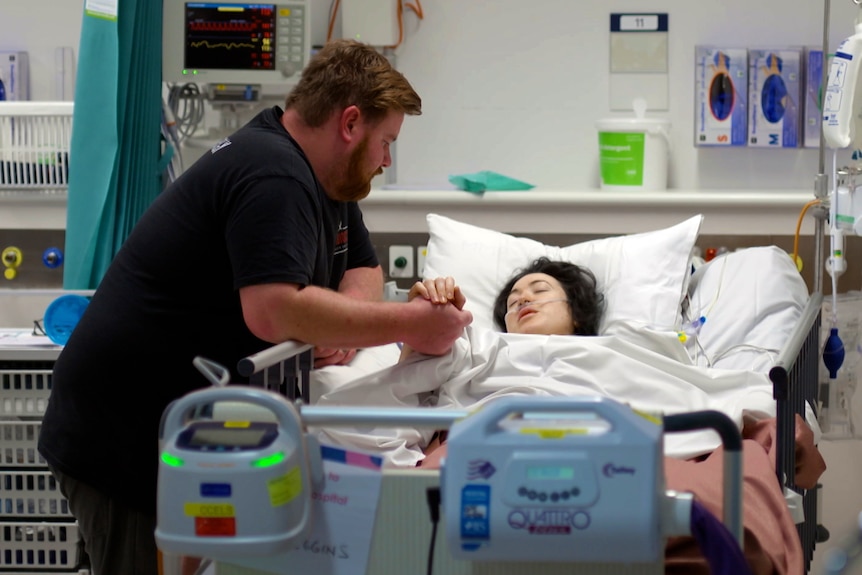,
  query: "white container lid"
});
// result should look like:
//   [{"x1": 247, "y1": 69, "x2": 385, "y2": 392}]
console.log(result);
[{"x1": 596, "y1": 117, "x2": 670, "y2": 130}]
